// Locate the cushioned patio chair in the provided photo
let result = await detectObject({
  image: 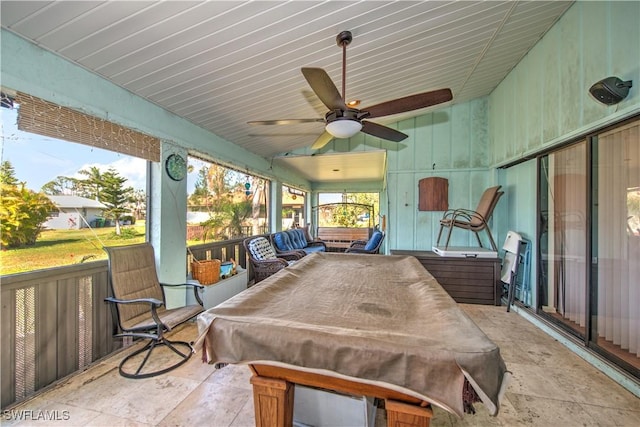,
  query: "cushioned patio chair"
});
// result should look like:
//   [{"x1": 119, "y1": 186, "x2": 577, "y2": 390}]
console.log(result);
[
  {"x1": 272, "y1": 229, "x2": 326, "y2": 255},
  {"x1": 345, "y1": 229, "x2": 385, "y2": 254},
  {"x1": 436, "y1": 185, "x2": 503, "y2": 251},
  {"x1": 244, "y1": 236, "x2": 304, "y2": 283},
  {"x1": 104, "y1": 243, "x2": 204, "y2": 379}
]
